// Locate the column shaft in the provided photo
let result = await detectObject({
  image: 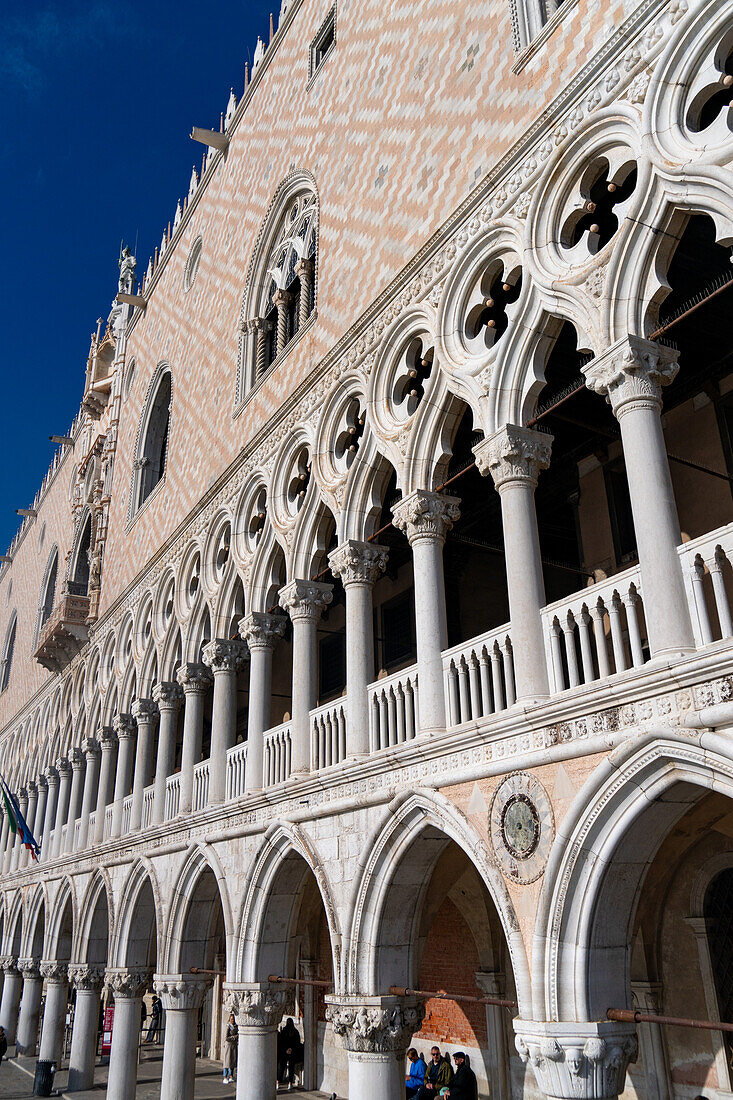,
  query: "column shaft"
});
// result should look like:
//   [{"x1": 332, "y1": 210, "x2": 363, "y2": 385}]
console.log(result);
[
  {"x1": 106, "y1": 970, "x2": 149, "y2": 1100},
  {"x1": 130, "y1": 700, "x2": 158, "y2": 831},
  {"x1": 155, "y1": 976, "x2": 211, "y2": 1100},
  {"x1": 238, "y1": 1026, "x2": 277, "y2": 1100},
  {"x1": 33, "y1": 780, "x2": 48, "y2": 856},
  {"x1": 176, "y1": 665, "x2": 211, "y2": 815},
  {"x1": 152, "y1": 683, "x2": 182, "y2": 824},
  {"x1": 94, "y1": 729, "x2": 117, "y2": 844},
  {"x1": 38, "y1": 967, "x2": 69, "y2": 1064},
  {"x1": 41, "y1": 771, "x2": 59, "y2": 861},
  {"x1": 23, "y1": 785, "x2": 38, "y2": 868},
  {"x1": 240, "y1": 615, "x2": 285, "y2": 791},
  {"x1": 78, "y1": 740, "x2": 100, "y2": 851},
  {"x1": 10, "y1": 791, "x2": 29, "y2": 871},
  {"x1": 65, "y1": 750, "x2": 85, "y2": 854},
  {"x1": 202, "y1": 641, "x2": 245, "y2": 805},
  {"x1": 68, "y1": 988, "x2": 101, "y2": 1090},
  {"x1": 111, "y1": 715, "x2": 136, "y2": 837},
  {"x1": 16, "y1": 967, "x2": 42, "y2": 1056},
  {"x1": 0, "y1": 966, "x2": 22, "y2": 1044},
  {"x1": 52, "y1": 762, "x2": 72, "y2": 859},
  {"x1": 279, "y1": 581, "x2": 333, "y2": 774}
]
